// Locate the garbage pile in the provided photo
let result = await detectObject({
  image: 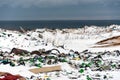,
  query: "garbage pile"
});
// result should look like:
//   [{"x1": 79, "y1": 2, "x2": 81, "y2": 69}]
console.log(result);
[
  {"x1": 0, "y1": 26, "x2": 120, "y2": 80},
  {"x1": 0, "y1": 48, "x2": 120, "y2": 80}
]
